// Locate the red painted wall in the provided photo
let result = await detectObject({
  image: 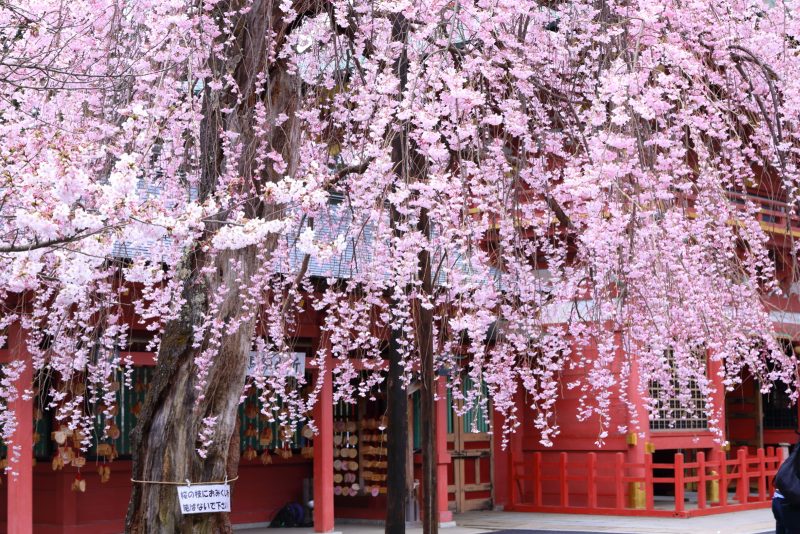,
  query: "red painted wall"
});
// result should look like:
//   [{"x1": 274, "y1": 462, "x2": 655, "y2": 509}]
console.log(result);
[
  {"x1": 0, "y1": 459, "x2": 312, "y2": 533},
  {"x1": 505, "y1": 337, "x2": 730, "y2": 511},
  {"x1": 520, "y1": 340, "x2": 631, "y2": 453}
]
